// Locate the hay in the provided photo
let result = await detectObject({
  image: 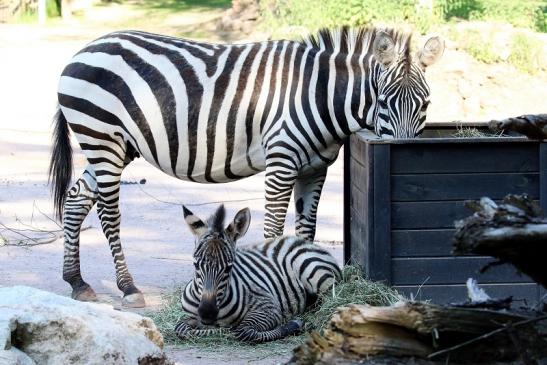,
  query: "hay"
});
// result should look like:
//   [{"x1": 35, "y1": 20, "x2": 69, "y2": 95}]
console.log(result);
[
  {"x1": 452, "y1": 125, "x2": 504, "y2": 138},
  {"x1": 148, "y1": 265, "x2": 403, "y2": 357},
  {"x1": 302, "y1": 265, "x2": 404, "y2": 331}
]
